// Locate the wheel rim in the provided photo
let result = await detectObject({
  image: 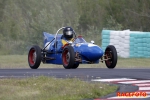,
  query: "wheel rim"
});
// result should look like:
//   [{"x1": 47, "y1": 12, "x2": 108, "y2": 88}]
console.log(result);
[
  {"x1": 105, "y1": 49, "x2": 112, "y2": 66},
  {"x1": 62, "y1": 49, "x2": 70, "y2": 66},
  {"x1": 29, "y1": 48, "x2": 36, "y2": 65}
]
